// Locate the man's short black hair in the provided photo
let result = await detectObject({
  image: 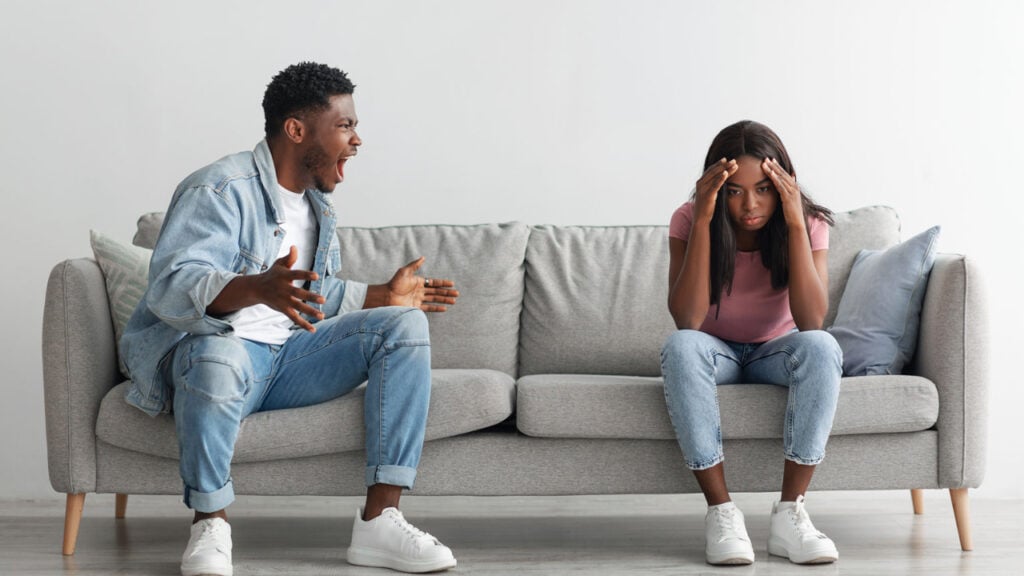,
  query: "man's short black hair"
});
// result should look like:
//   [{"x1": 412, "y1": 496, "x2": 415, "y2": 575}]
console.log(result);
[{"x1": 262, "y1": 62, "x2": 355, "y2": 138}]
